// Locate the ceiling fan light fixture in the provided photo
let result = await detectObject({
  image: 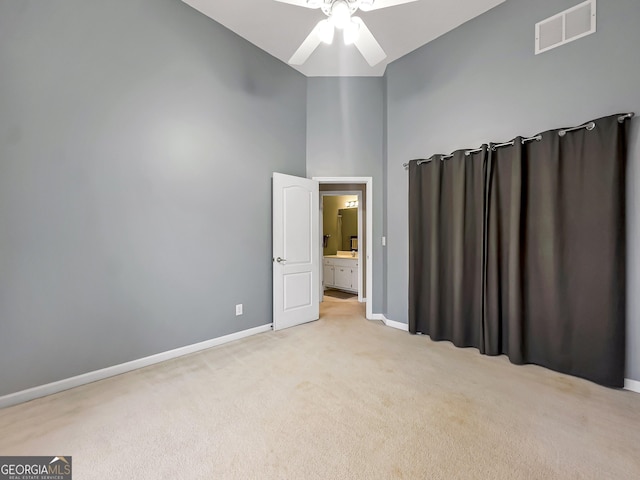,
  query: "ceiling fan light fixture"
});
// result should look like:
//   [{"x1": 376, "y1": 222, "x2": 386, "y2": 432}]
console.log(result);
[
  {"x1": 343, "y1": 19, "x2": 360, "y2": 45},
  {"x1": 330, "y1": 0, "x2": 351, "y2": 29},
  {"x1": 280, "y1": 0, "x2": 408, "y2": 67},
  {"x1": 317, "y1": 19, "x2": 335, "y2": 44}
]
